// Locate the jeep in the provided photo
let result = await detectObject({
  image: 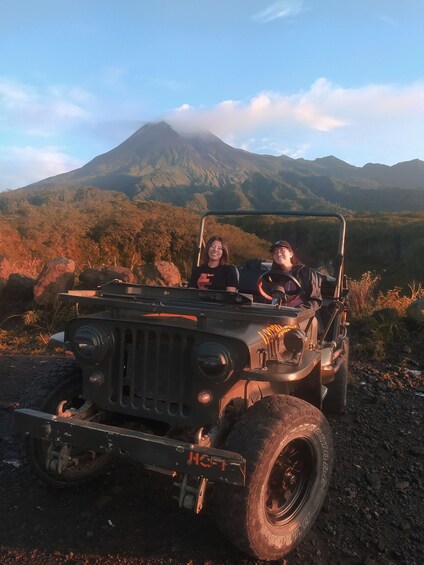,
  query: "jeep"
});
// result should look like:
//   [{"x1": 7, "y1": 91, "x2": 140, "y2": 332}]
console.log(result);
[{"x1": 15, "y1": 210, "x2": 349, "y2": 561}]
